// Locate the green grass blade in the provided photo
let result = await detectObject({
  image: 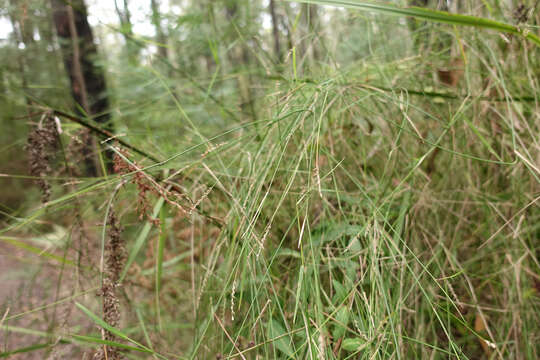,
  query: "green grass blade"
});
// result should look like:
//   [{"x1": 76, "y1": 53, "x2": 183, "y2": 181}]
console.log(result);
[
  {"x1": 70, "y1": 334, "x2": 152, "y2": 353},
  {"x1": 135, "y1": 307, "x2": 156, "y2": 353},
  {"x1": 0, "y1": 342, "x2": 54, "y2": 358},
  {"x1": 75, "y1": 303, "x2": 151, "y2": 353},
  {"x1": 120, "y1": 196, "x2": 166, "y2": 282},
  {"x1": 290, "y1": 0, "x2": 540, "y2": 47},
  {"x1": 155, "y1": 205, "x2": 167, "y2": 331},
  {"x1": 0, "y1": 236, "x2": 77, "y2": 267}
]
